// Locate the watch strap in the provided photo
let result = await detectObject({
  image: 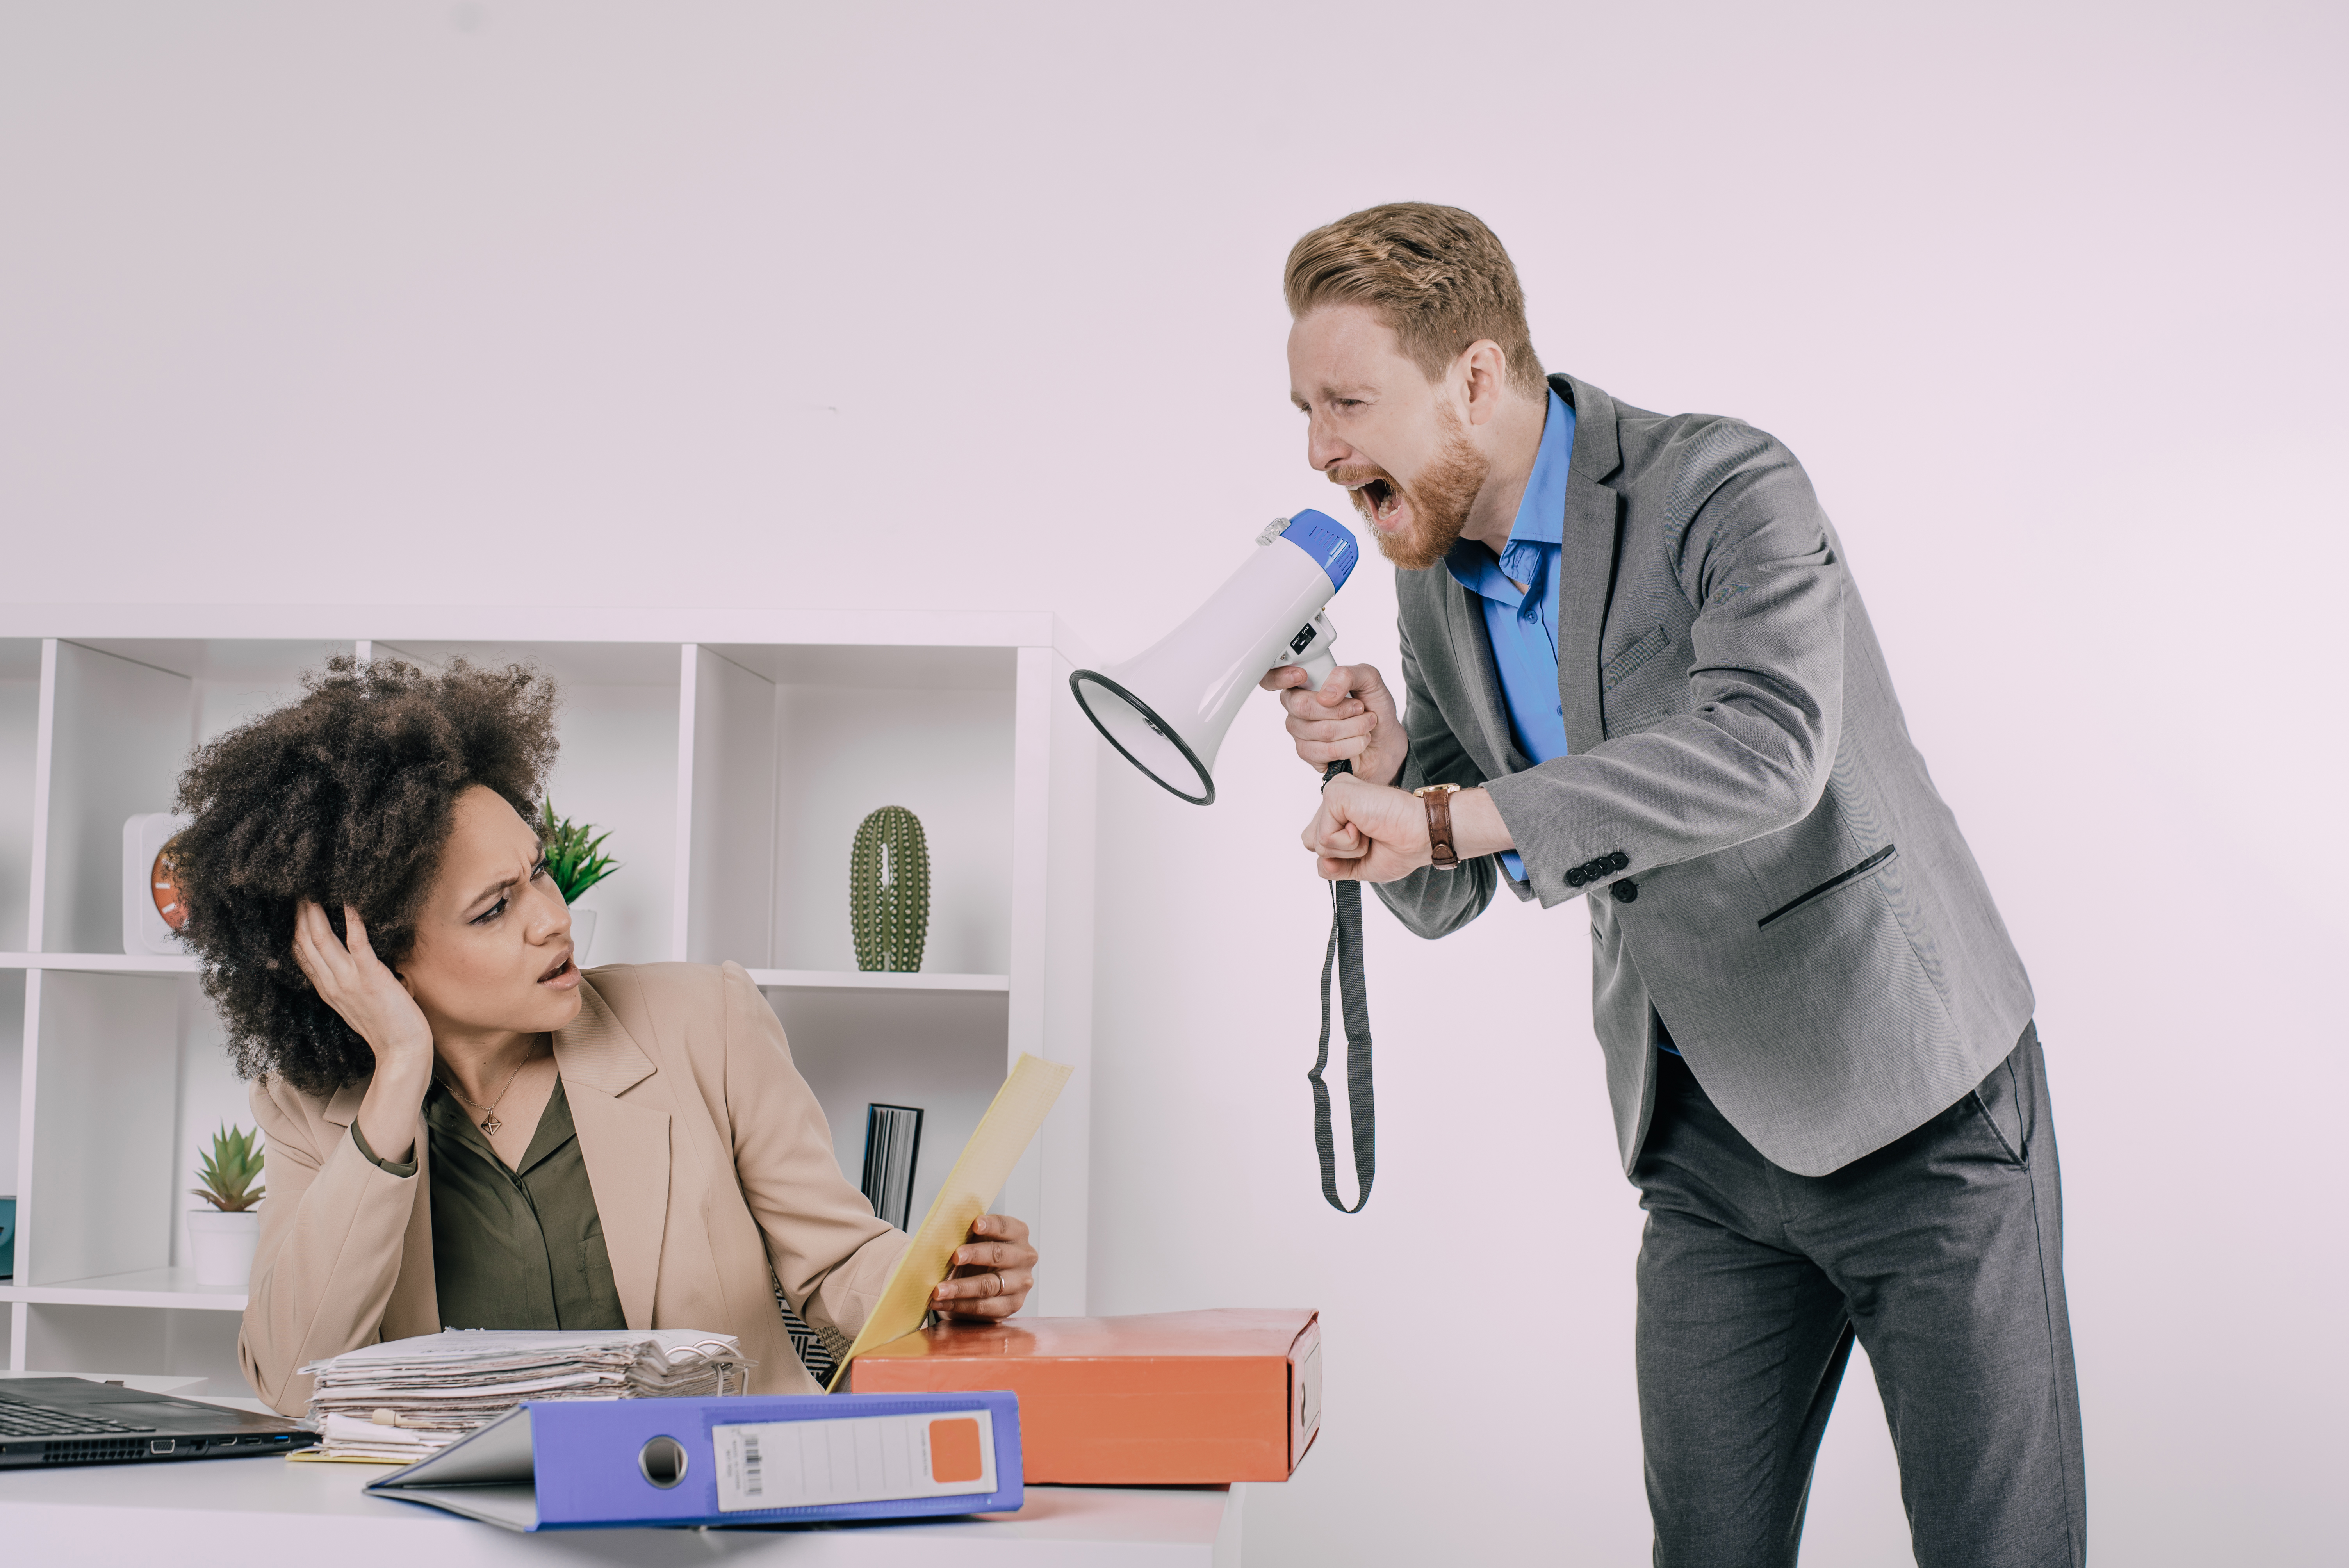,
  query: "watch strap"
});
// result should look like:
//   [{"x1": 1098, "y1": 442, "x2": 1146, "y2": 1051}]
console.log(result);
[{"x1": 1420, "y1": 785, "x2": 1461, "y2": 870}]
